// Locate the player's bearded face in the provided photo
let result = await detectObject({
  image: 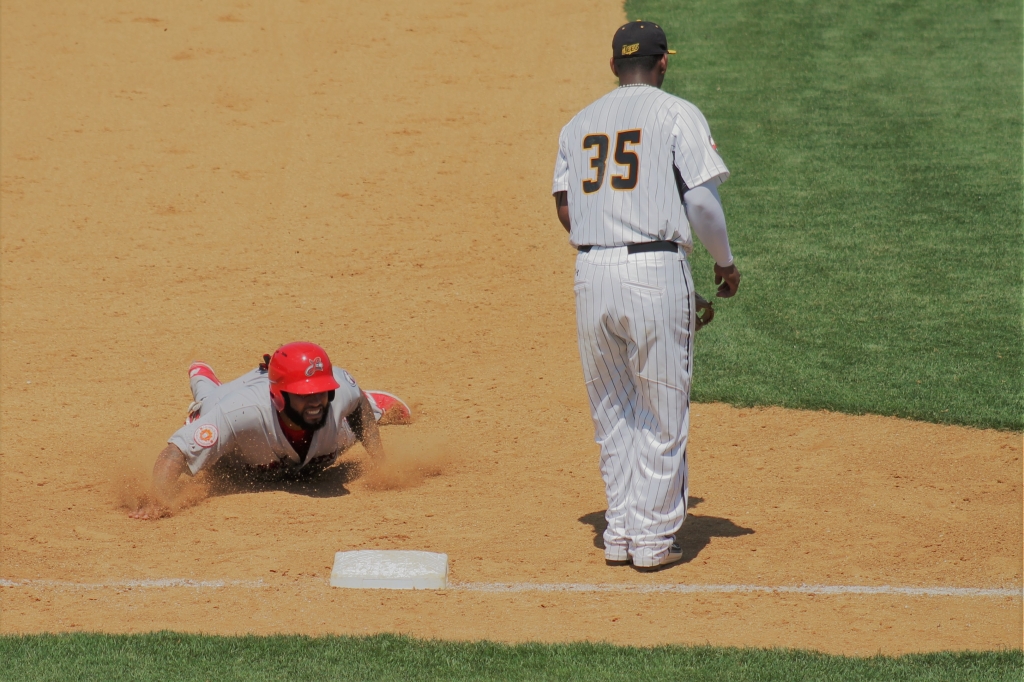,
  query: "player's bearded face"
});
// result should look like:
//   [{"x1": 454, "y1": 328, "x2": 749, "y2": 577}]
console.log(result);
[{"x1": 283, "y1": 392, "x2": 331, "y2": 430}]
